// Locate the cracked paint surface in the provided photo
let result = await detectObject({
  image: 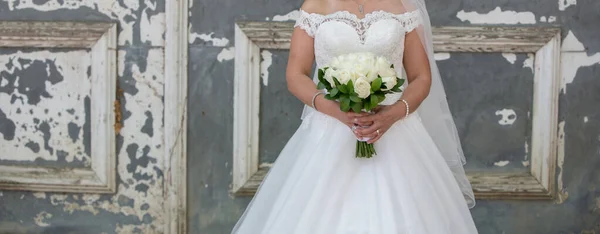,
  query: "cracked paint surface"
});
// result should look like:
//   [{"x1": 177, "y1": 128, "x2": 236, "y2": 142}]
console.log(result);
[
  {"x1": 0, "y1": 0, "x2": 166, "y2": 233},
  {"x1": 0, "y1": 50, "x2": 91, "y2": 166}
]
